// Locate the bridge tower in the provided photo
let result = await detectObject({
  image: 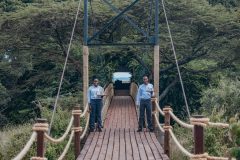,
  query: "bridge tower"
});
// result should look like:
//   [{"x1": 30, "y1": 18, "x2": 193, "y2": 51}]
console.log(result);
[{"x1": 82, "y1": 0, "x2": 160, "y2": 106}]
